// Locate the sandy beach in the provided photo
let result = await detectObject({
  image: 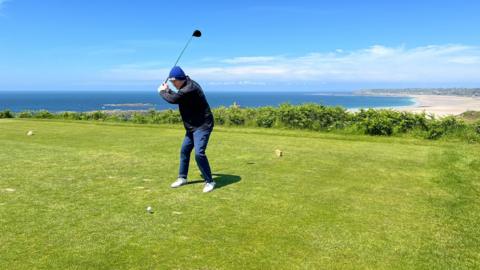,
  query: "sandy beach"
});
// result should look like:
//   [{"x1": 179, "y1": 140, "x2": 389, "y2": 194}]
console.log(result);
[{"x1": 393, "y1": 95, "x2": 480, "y2": 116}]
